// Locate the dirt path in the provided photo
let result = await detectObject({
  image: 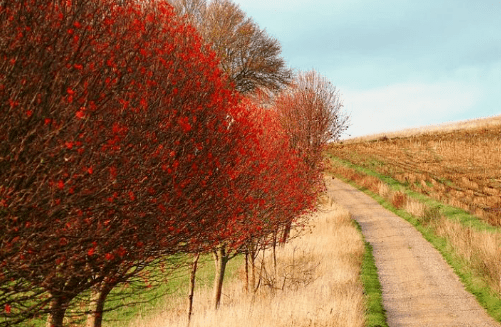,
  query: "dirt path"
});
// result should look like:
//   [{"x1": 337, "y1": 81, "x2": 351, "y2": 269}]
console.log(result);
[{"x1": 325, "y1": 177, "x2": 500, "y2": 327}]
